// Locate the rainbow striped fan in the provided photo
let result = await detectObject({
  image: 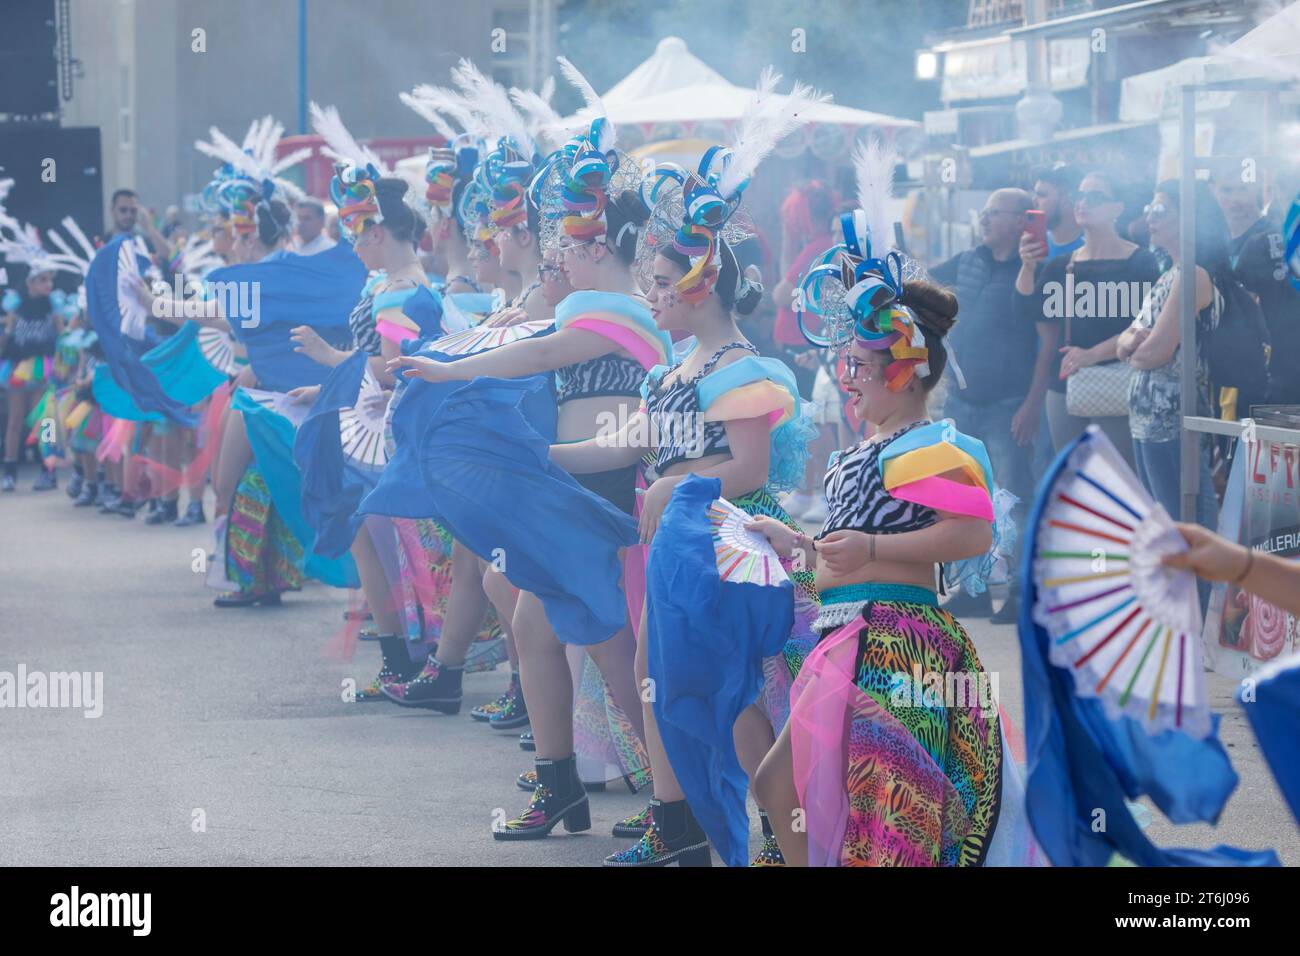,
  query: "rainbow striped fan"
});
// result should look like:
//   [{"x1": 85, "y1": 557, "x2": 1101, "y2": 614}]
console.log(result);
[
  {"x1": 429, "y1": 319, "x2": 553, "y2": 356},
  {"x1": 707, "y1": 498, "x2": 790, "y2": 587},
  {"x1": 1031, "y1": 426, "x2": 1208, "y2": 738},
  {"x1": 338, "y1": 368, "x2": 389, "y2": 469},
  {"x1": 198, "y1": 327, "x2": 239, "y2": 376},
  {"x1": 115, "y1": 238, "x2": 152, "y2": 341}
]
